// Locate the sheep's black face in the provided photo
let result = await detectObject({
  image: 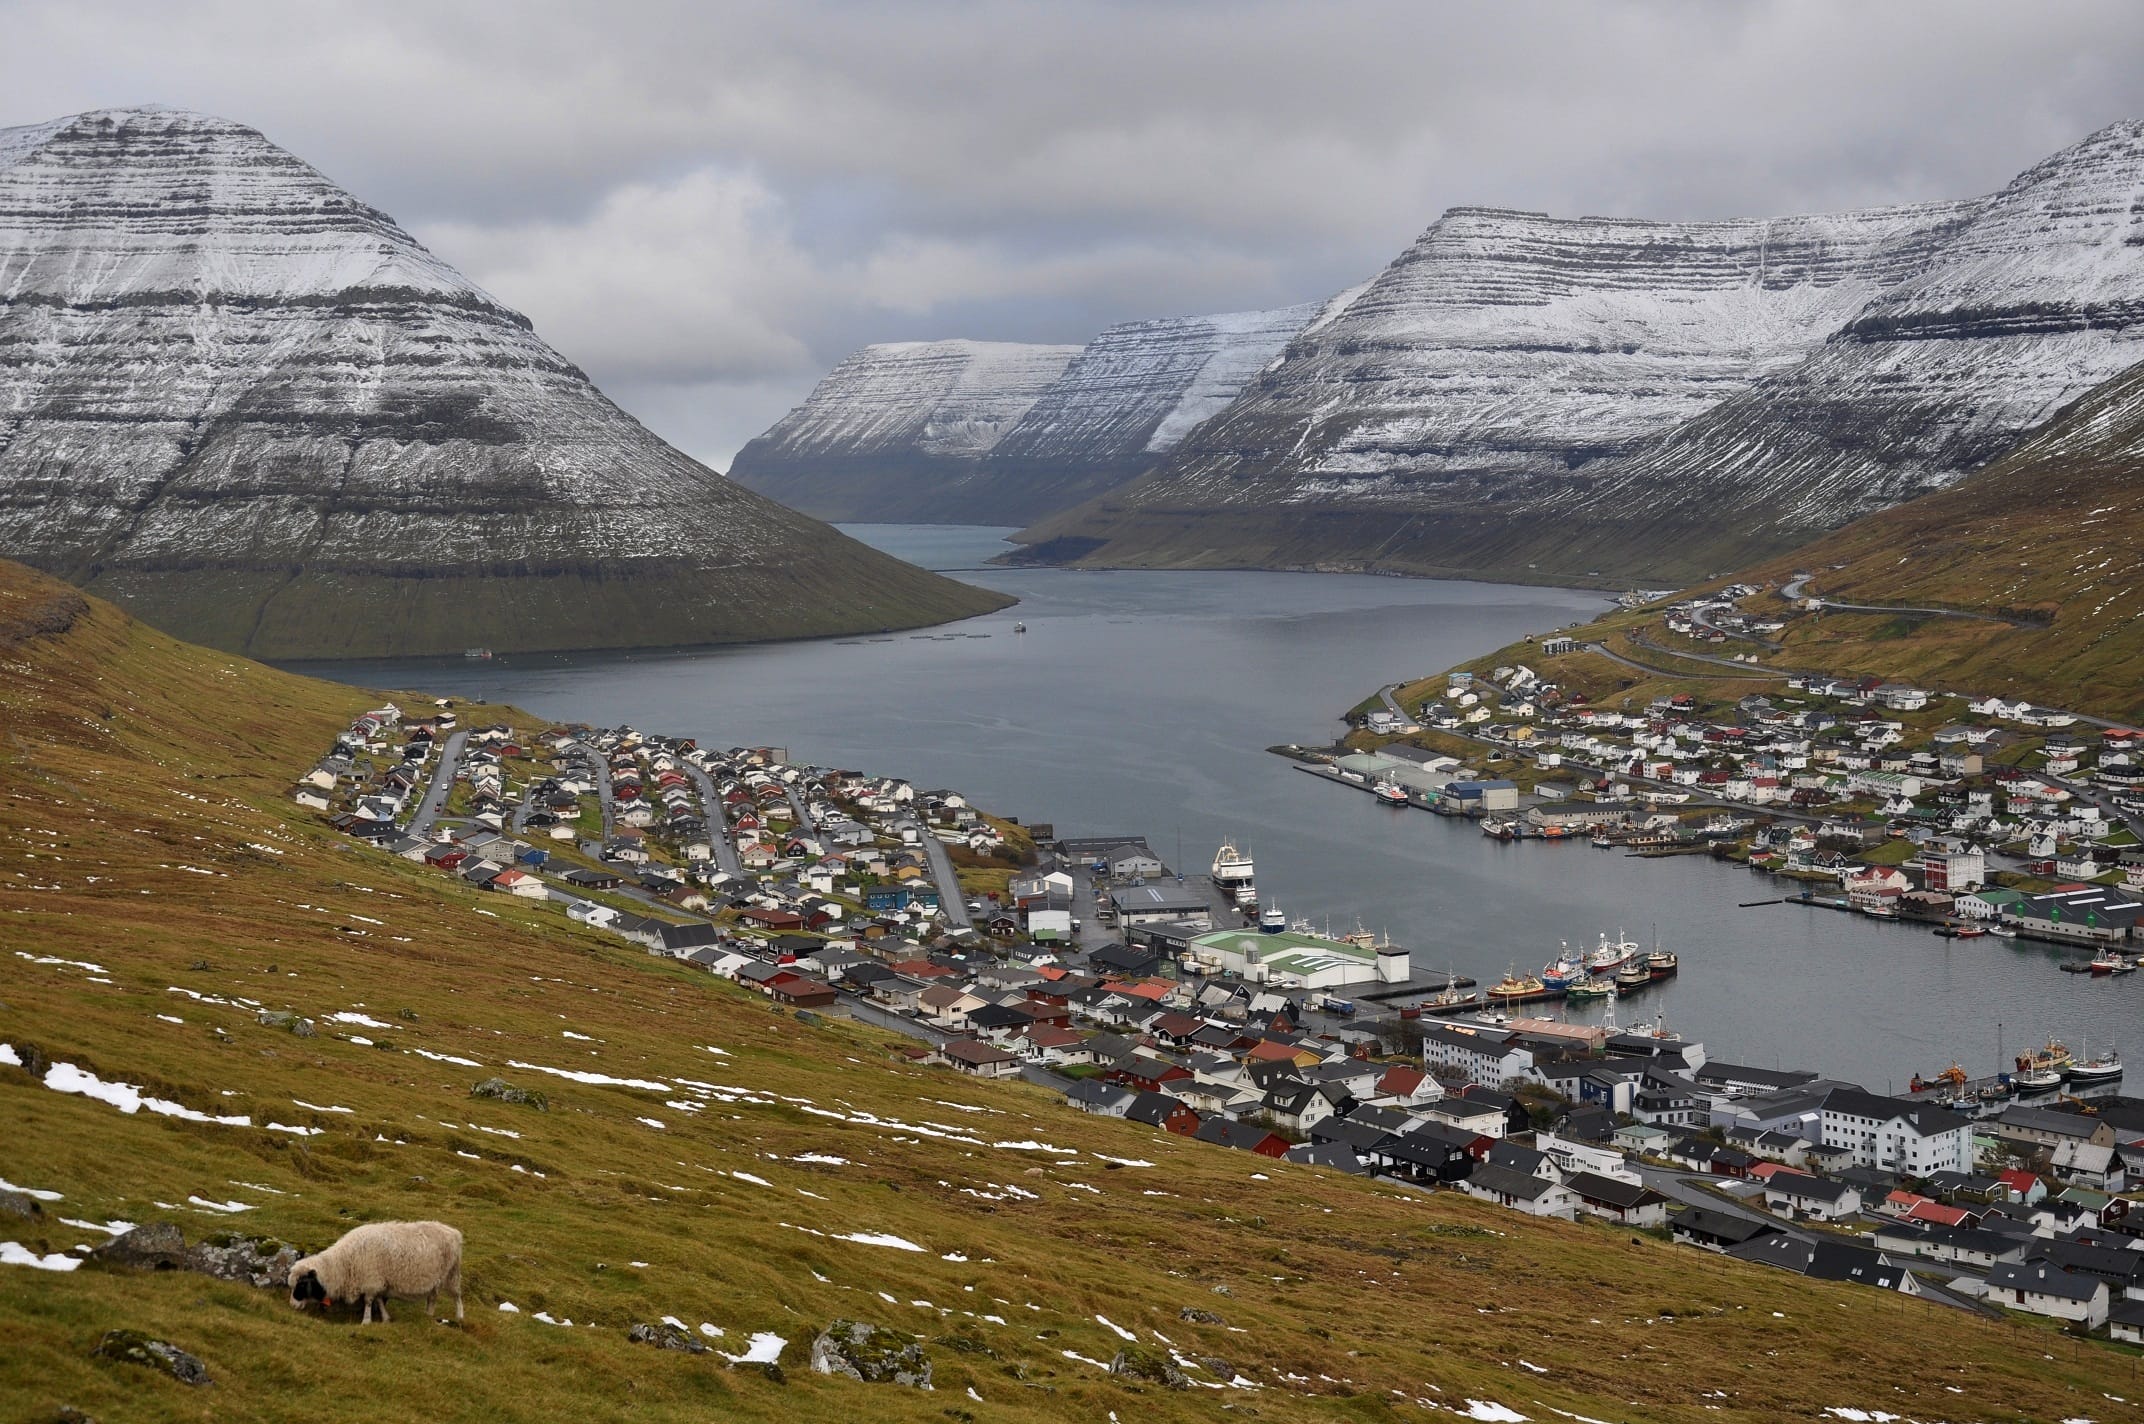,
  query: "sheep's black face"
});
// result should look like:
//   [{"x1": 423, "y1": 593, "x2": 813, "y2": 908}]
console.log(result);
[{"x1": 290, "y1": 1270, "x2": 327, "y2": 1310}]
